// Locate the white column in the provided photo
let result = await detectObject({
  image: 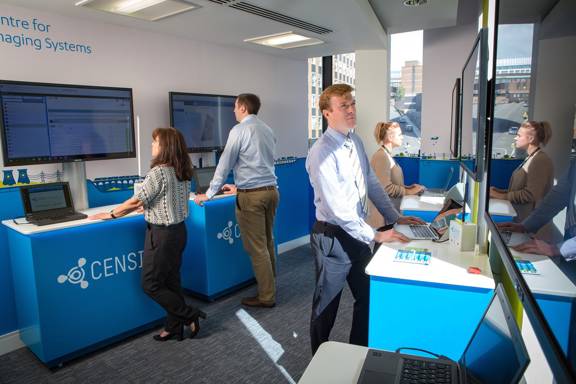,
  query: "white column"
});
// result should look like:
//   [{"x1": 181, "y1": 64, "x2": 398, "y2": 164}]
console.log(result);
[{"x1": 354, "y1": 49, "x2": 389, "y2": 158}]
